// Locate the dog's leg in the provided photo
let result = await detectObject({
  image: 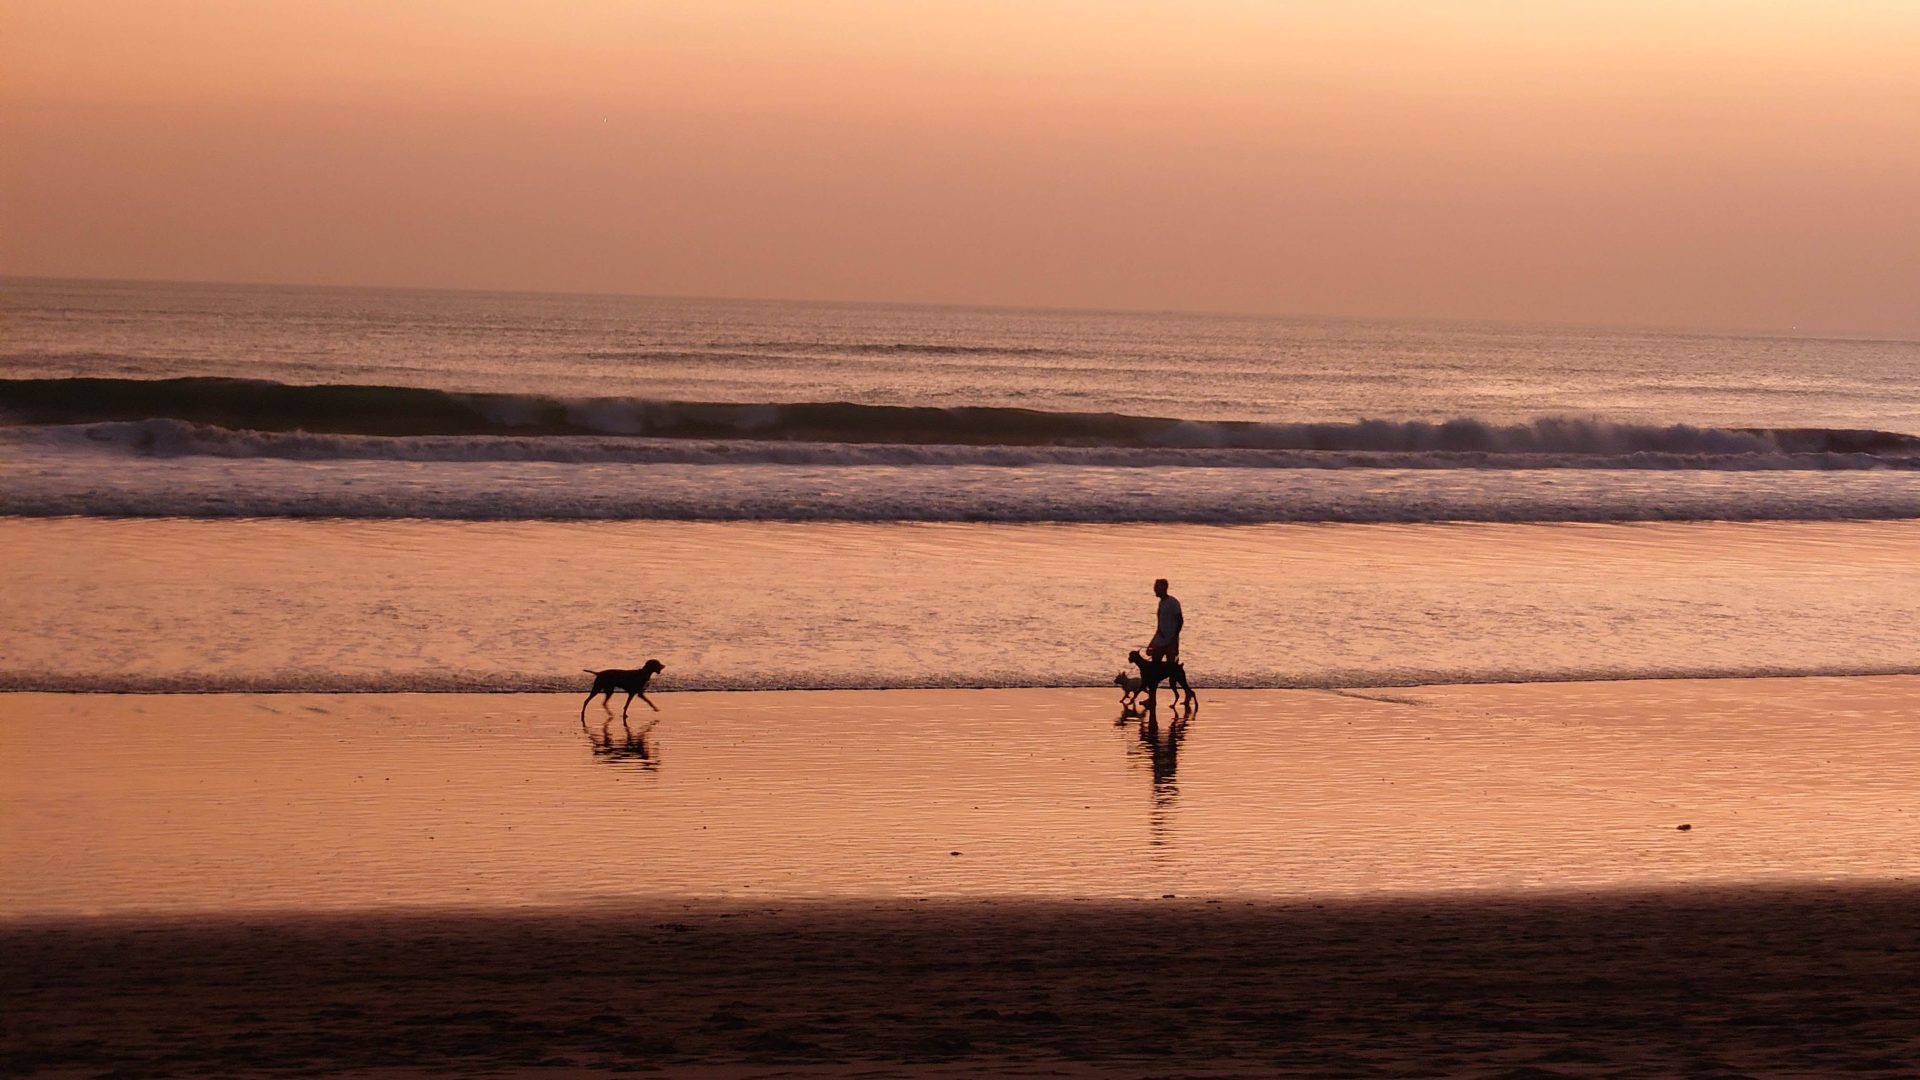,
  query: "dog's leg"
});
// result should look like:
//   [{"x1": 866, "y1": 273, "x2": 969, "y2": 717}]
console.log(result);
[
  {"x1": 639, "y1": 690, "x2": 659, "y2": 712},
  {"x1": 622, "y1": 692, "x2": 635, "y2": 719}
]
